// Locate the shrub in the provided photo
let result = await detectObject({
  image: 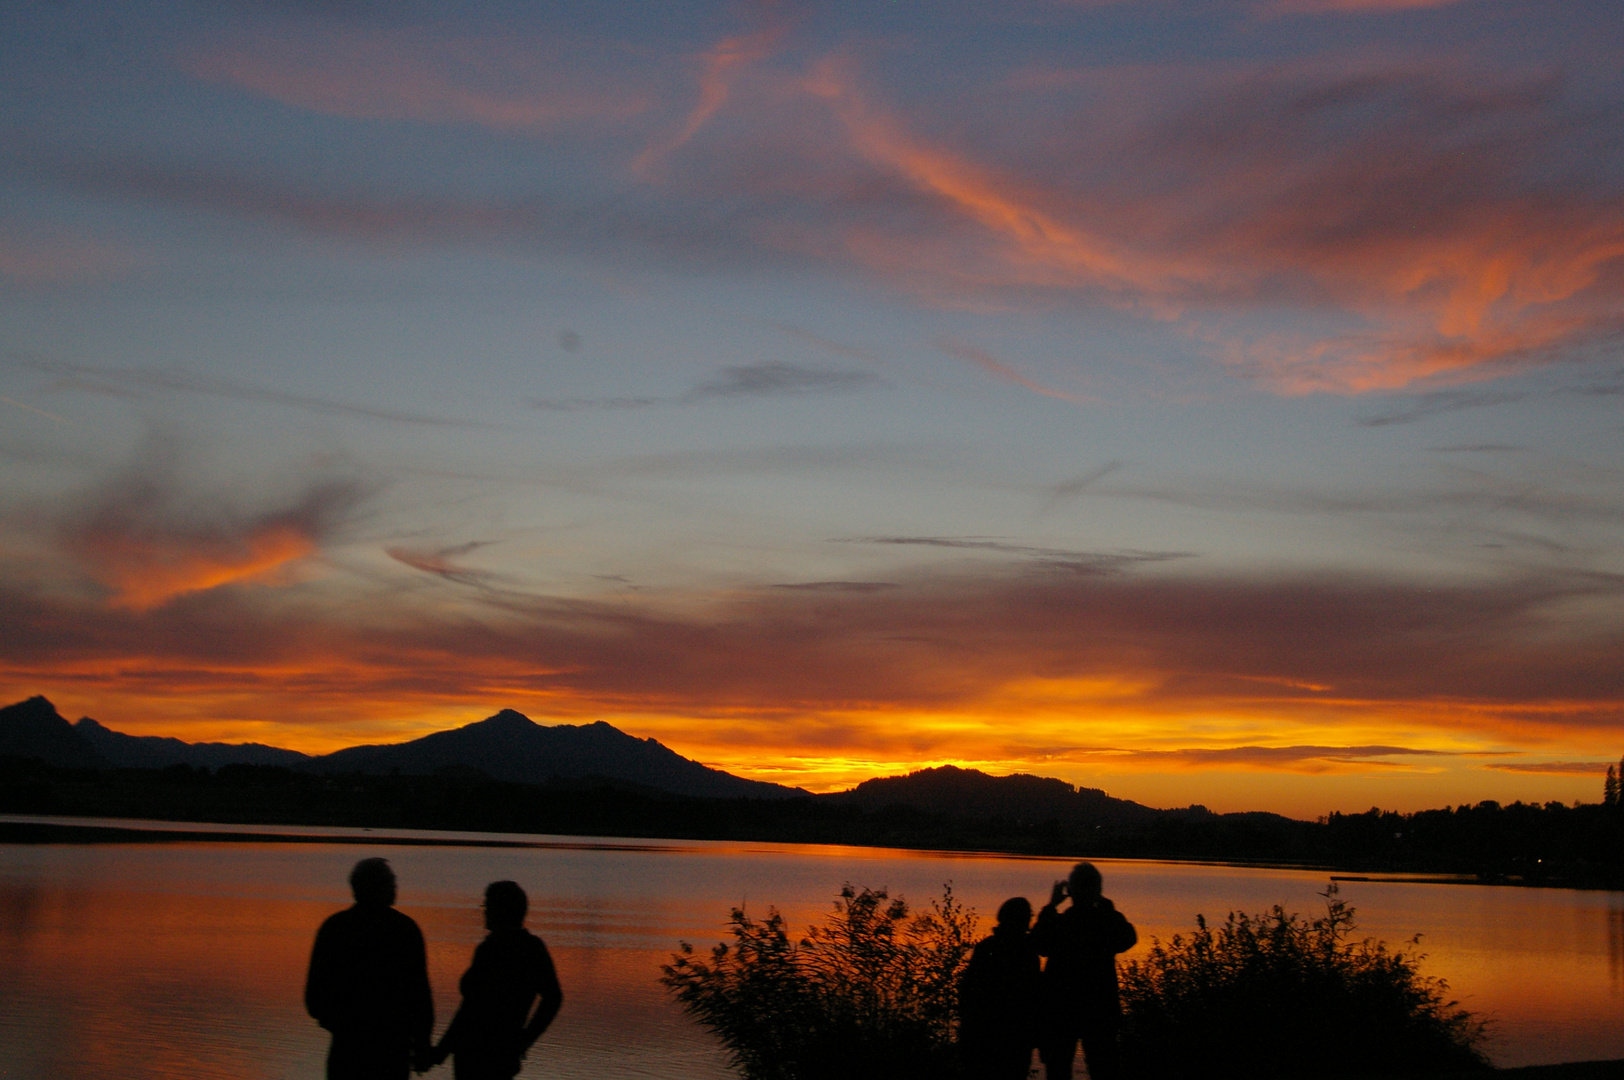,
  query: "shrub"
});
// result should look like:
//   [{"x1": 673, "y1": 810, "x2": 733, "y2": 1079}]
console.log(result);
[
  {"x1": 1117, "y1": 885, "x2": 1489, "y2": 1079},
  {"x1": 659, "y1": 883, "x2": 977, "y2": 1080}
]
